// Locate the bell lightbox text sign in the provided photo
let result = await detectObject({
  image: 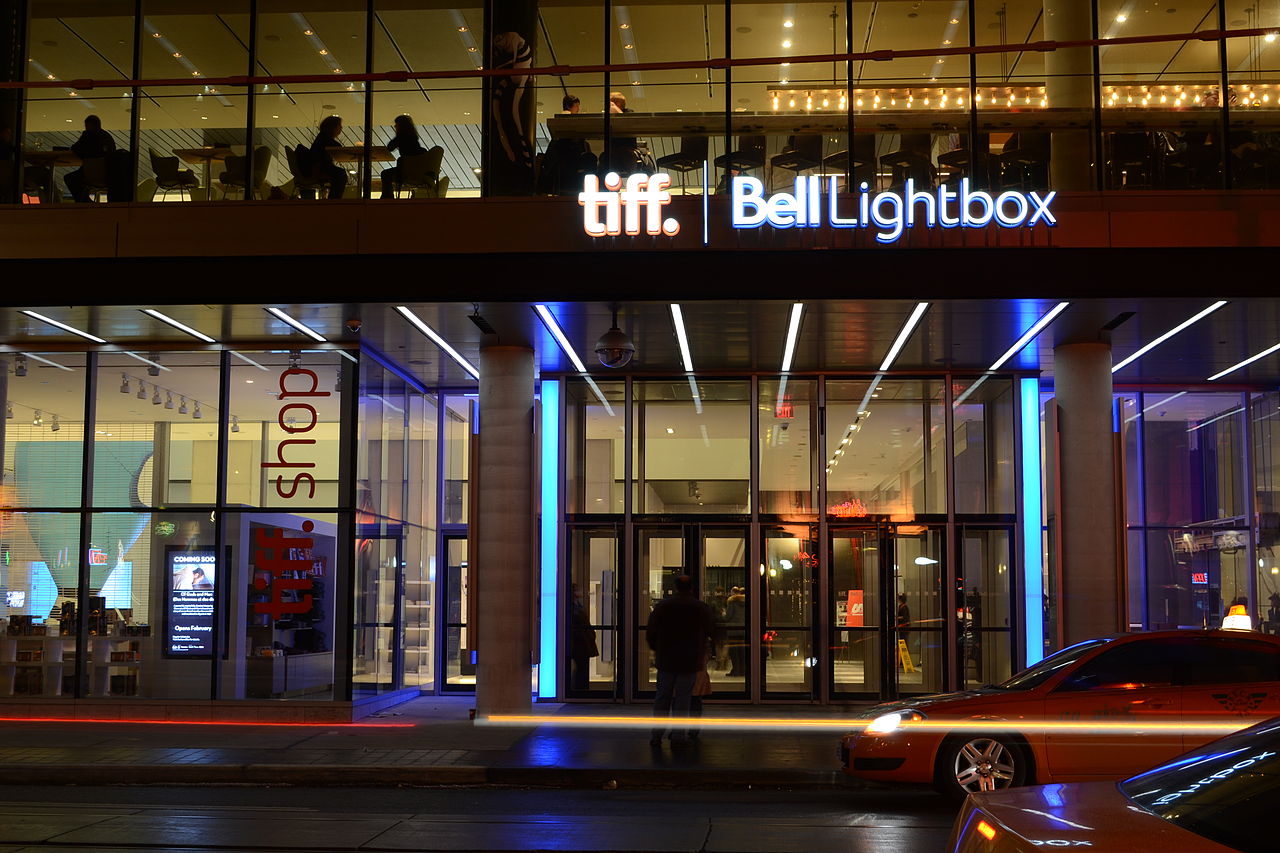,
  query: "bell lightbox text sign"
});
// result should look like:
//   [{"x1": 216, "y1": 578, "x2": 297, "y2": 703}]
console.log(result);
[{"x1": 579, "y1": 171, "x2": 1057, "y2": 244}]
